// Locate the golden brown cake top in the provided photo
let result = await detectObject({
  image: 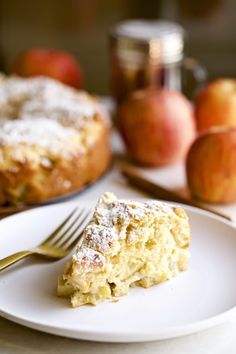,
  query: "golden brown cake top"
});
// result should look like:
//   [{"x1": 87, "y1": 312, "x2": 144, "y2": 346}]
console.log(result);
[
  {"x1": 0, "y1": 75, "x2": 110, "y2": 128},
  {"x1": 72, "y1": 192, "x2": 180, "y2": 272}
]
